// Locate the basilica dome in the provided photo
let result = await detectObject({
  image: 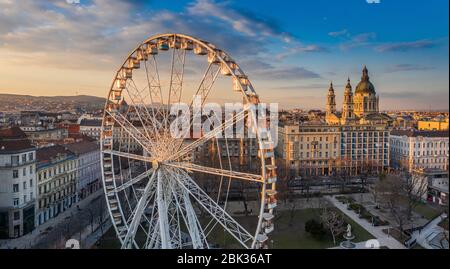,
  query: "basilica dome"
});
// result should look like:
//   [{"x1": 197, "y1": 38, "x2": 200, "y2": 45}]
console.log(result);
[{"x1": 355, "y1": 66, "x2": 376, "y2": 95}]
